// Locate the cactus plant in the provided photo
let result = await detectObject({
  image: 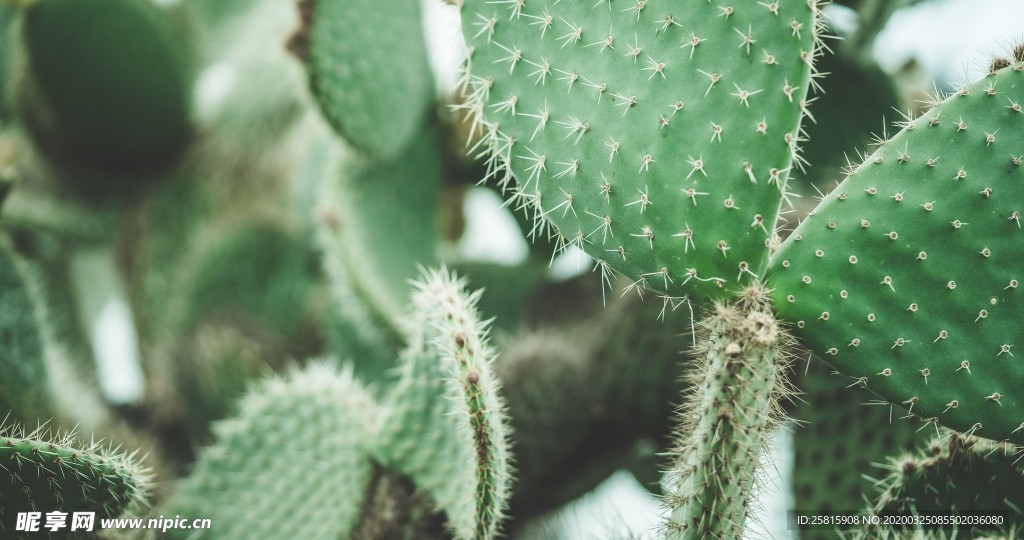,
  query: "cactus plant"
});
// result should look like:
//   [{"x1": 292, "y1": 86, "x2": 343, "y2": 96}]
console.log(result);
[
  {"x1": 866, "y1": 430, "x2": 1024, "y2": 536},
  {"x1": 375, "y1": 268, "x2": 512, "y2": 540},
  {"x1": 459, "y1": 0, "x2": 820, "y2": 301},
  {"x1": 12, "y1": 0, "x2": 192, "y2": 181},
  {"x1": 167, "y1": 362, "x2": 379, "y2": 539},
  {"x1": 2, "y1": 0, "x2": 1024, "y2": 538},
  {"x1": 769, "y1": 60, "x2": 1024, "y2": 444},
  {"x1": 0, "y1": 422, "x2": 150, "y2": 525}
]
